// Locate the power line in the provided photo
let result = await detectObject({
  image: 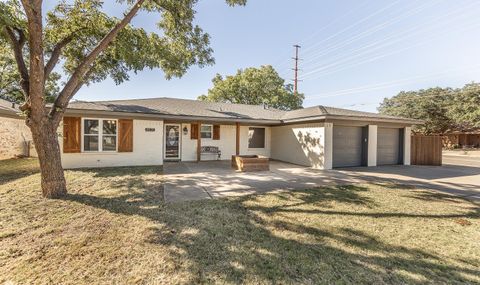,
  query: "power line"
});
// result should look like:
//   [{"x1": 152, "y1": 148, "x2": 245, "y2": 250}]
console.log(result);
[
  {"x1": 301, "y1": 0, "x2": 437, "y2": 68},
  {"x1": 300, "y1": 6, "x2": 480, "y2": 81},
  {"x1": 301, "y1": 0, "x2": 373, "y2": 46},
  {"x1": 300, "y1": 1, "x2": 479, "y2": 80},
  {"x1": 305, "y1": 21, "x2": 480, "y2": 81},
  {"x1": 274, "y1": 0, "x2": 390, "y2": 69},
  {"x1": 306, "y1": 65, "x2": 480, "y2": 99},
  {"x1": 301, "y1": 0, "x2": 402, "y2": 56}
]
